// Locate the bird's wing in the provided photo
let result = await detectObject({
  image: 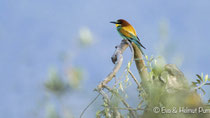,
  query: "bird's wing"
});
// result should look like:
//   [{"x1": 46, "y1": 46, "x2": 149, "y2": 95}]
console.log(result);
[
  {"x1": 119, "y1": 26, "x2": 137, "y2": 38},
  {"x1": 126, "y1": 25, "x2": 136, "y2": 36},
  {"x1": 119, "y1": 28, "x2": 146, "y2": 49},
  {"x1": 118, "y1": 28, "x2": 133, "y2": 38},
  {"x1": 136, "y1": 38, "x2": 146, "y2": 49},
  {"x1": 137, "y1": 36, "x2": 140, "y2": 41},
  {"x1": 122, "y1": 25, "x2": 136, "y2": 36}
]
